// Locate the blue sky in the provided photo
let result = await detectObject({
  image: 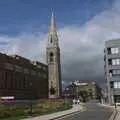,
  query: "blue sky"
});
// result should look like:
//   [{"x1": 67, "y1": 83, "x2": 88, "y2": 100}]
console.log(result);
[
  {"x1": 0, "y1": 0, "x2": 113, "y2": 36},
  {"x1": 0, "y1": 0, "x2": 119, "y2": 86}
]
